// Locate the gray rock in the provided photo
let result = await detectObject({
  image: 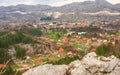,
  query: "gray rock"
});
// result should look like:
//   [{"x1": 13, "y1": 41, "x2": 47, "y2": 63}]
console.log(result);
[
  {"x1": 81, "y1": 52, "x2": 120, "y2": 74},
  {"x1": 23, "y1": 64, "x2": 68, "y2": 75},
  {"x1": 104, "y1": 55, "x2": 120, "y2": 72},
  {"x1": 70, "y1": 67, "x2": 87, "y2": 75},
  {"x1": 109, "y1": 62, "x2": 120, "y2": 75},
  {"x1": 68, "y1": 60, "x2": 87, "y2": 75},
  {"x1": 82, "y1": 52, "x2": 101, "y2": 73},
  {"x1": 8, "y1": 47, "x2": 16, "y2": 59}
]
